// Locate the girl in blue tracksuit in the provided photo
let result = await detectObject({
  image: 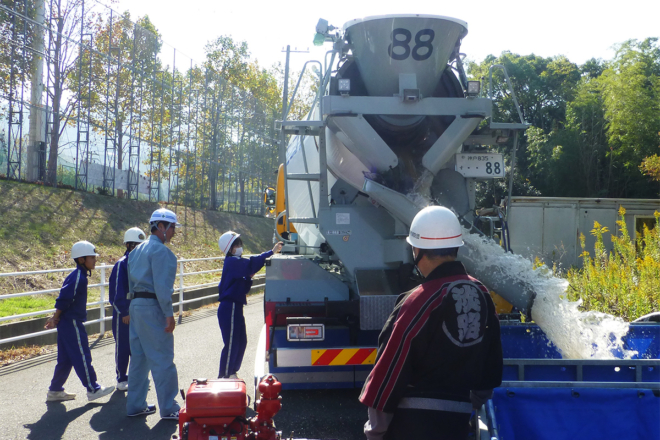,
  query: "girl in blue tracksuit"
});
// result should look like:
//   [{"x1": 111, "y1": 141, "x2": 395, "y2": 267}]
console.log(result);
[
  {"x1": 109, "y1": 252, "x2": 131, "y2": 388},
  {"x1": 44, "y1": 241, "x2": 114, "y2": 402},
  {"x1": 217, "y1": 231, "x2": 282, "y2": 378}
]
